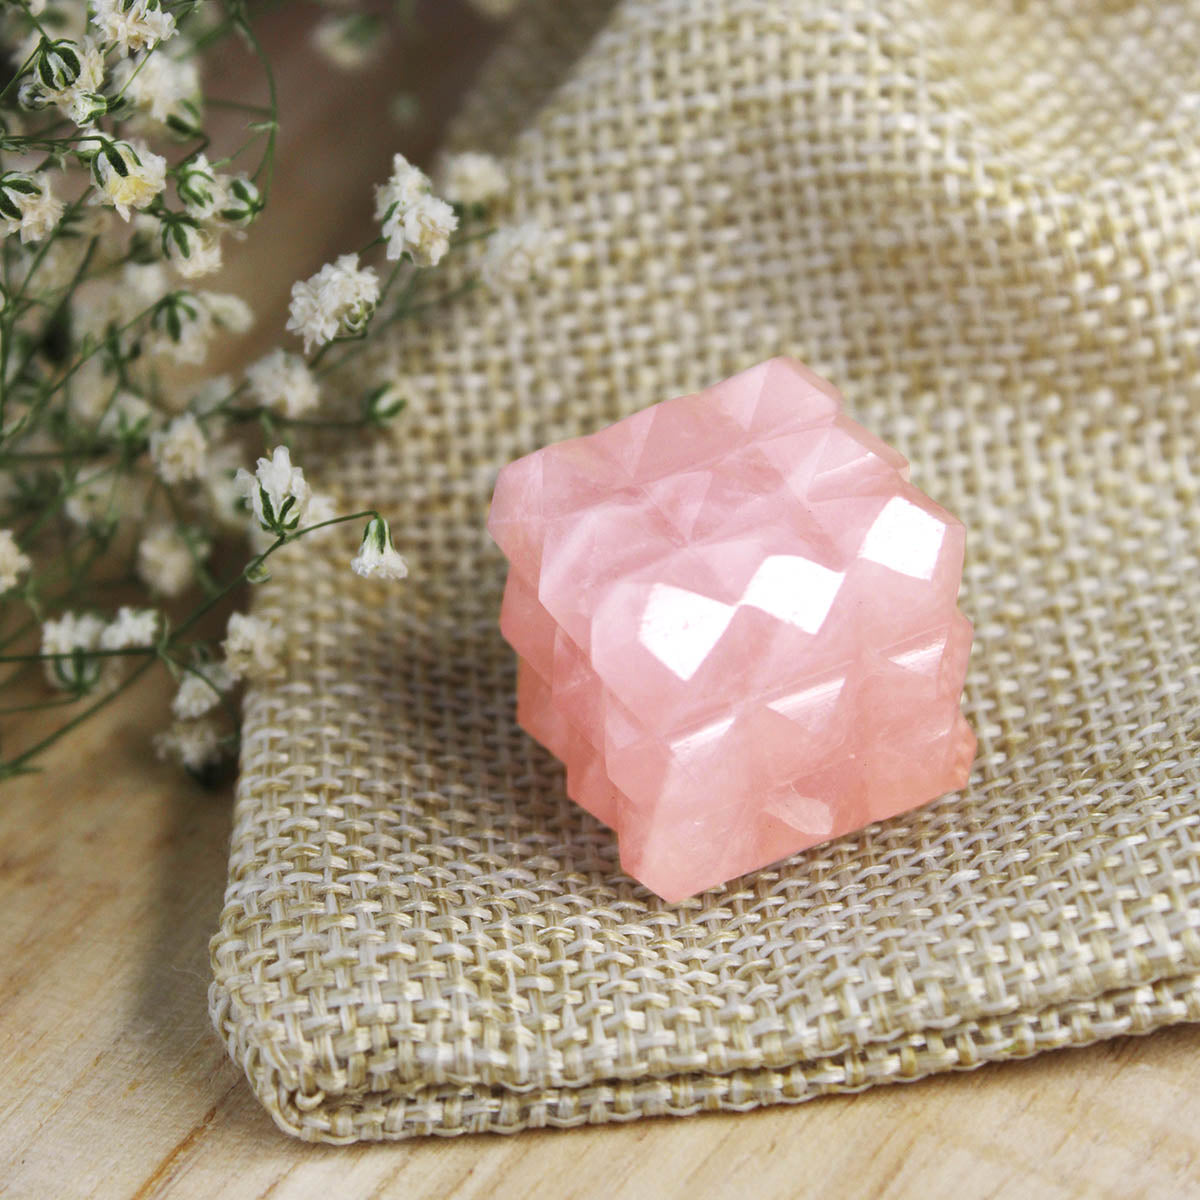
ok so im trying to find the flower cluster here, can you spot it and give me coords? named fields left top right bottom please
left=286, top=254, right=380, bottom=355
left=374, top=153, right=458, bottom=266
left=0, top=2, right=549, bottom=781
left=439, top=151, right=508, bottom=210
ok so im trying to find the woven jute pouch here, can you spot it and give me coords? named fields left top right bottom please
left=208, top=0, right=1200, bottom=1142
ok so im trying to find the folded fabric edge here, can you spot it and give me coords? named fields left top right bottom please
left=208, top=968, right=1200, bottom=1144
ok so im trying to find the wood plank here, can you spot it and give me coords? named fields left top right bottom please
left=2, top=682, right=1197, bottom=1199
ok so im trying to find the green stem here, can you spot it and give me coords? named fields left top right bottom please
left=166, top=509, right=379, bottom=643
left=0, top=40, right=39, bottom=107
left=166, top=535, right=282, bottom=643
left=0, top=647, right=154, bottom=664
left=204, top=97, right=273, bottom=115
left=161, top=486, right=220, bottom=595
left=234, top=13, right=279, bottom=198
left=12, top=197, right=96, bottom=315
left=0, top=693, right=96, bottom=717
left=0, top=656, right=156, bottom=780
left=16, top=458, right=120, bottom=549
left=220, top=405, right=371, bottom=432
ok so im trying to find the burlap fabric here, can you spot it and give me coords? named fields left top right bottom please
left=208, top=0, right=1200, bottom=1142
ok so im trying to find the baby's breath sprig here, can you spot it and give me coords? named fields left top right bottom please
left=0, top=2, right=553, bottom=782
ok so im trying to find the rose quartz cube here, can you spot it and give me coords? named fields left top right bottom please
left=489, top=358, right=975, bottom=902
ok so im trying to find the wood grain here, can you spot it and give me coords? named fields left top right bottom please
left=2, top=673, right=1198, bottom=1199
left=1, top=7, right=1198, bottom=1198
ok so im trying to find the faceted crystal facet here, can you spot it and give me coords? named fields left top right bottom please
left=489, top=358, right=975, bottom=902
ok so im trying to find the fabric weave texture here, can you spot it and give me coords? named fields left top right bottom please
left=209, top=0, right=1200, bottom=1142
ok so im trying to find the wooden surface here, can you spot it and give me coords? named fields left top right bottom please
left=3, top=678, right=1200, bottom=1200
left=2, top=8, right=1199, bottom=1199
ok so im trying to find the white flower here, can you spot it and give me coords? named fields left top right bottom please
left=75, top=261, right=169, bottom=344
left=439, top=151, right=507, bottom=208
left=0, top=529, right=31, bottom=593
left=171, top=661, right=235, bottom=720
left=215, top=175, right=261, bottom=227
left=41, top=611, right=106, bottom=691
left=154, top=717, right=226, bottom=773
left=175, top=153, right=226, bottom=220
left=92, top=139, right=167, bottom=220
left=374, top=153, right=458, bottom=265
left=100, top=606, right=159, bottom=650
left=0, top=173, right=64, bottom=244
left=97, top=389, right=154, bottom=441
left=244, top=349, right=320, bottom=419
left=350, top=515, right=409, bottom=581
left=28, top=37, right=106, bottom=126
left=483, top=221, right=551, bottom=289
left=64, top=465, right=120, bottom=529
left=165, top=225, right=223, bottom=279
left=235, top=445, right=311, bottom=533
left=90, top=0, right=176, bottom=54
left=147, top=290, right=253, bottom=365
left=184, top=374, right=233, bottom=416
left=18, top=186, right=64, bottom=242
left=374, top=153, right=431, bottom=221
left=149, top=412, right=207, bottom=483
left=137, top=523, right=204, bottom=597
left=146, top=292, right=207, bottom=363
left=391, top=192, right=457, bottom=266
left=201, top=441, right=247, bottom=531
left=286, top=253, right=379, bottom=354
left=201, top=291, right=253, bottom=333
left=111, top=50, right=199, bottom=127
left=223, top=612, right=285, bottom=681
left=312, top=13, right=381, bottom=70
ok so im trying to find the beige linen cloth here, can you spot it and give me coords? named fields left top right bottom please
left=208, top=0, right=1200, bottom=1142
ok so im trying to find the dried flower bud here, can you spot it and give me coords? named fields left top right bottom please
left=165, top=98, right=203, bottom=140
left=91, top=0, right=177, bottom=56
left=0, top=172, right=65, bottom=244
left=158, top=210, right=202, bottom=260
left=71, top=91, right=110, bottom=125
left=218, top=176, right=263, bottom=227
left=363, top=382, right=408, bottom=426
left=351, top=516, right=408, bottom=581
left=36, top=39, right=84, bottom=91
left=150, top=290, right=202, bottom=346
left=0, top=171, right=40, bottom=222
left=90, top=138, right=167, bottom=219
left=0, top=530, right=31, bottom=595
left=176, top=155, right=222, bottom=217
left=41, top=611, right=106, bottom=693
left=17, top=78, right=51, bottom=112
left=154, top=717, right=228, bottom=777
left=286, top=254, right=379, bottom=353
left=234, top=445, right=311, bottom=534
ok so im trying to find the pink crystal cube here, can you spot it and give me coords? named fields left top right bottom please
left=488, top=358, right=975, bottom=902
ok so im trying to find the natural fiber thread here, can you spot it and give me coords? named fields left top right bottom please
left=210, top=0, right=1200, bottom=1142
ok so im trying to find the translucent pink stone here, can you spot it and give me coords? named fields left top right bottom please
left=489, top=358, right=975, bottom=902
